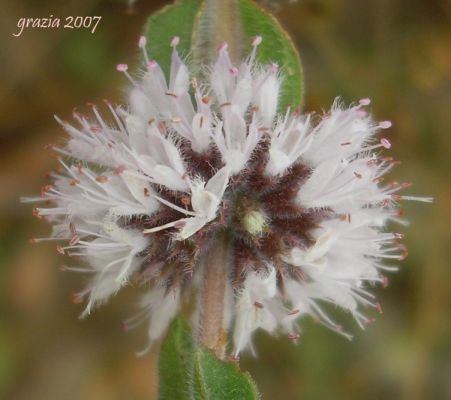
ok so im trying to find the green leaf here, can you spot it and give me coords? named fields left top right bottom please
left=238, top=0, right=304, bottom=111
left=193, top=349, right=260, bottom=400
left=144, top=0, right=201, bottom=80
left=158, top=317, right=194, bottom=400
left=158, top=317, right=260, bottom=400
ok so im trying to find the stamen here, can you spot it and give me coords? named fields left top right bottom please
left=411, top=195, right=434, bottom=202
left=69, top=235, right=80, bottom=246
left=29, top=237, right=64, bottom=243
left=114, top=165, right=126, bottom=175
left=288, top=333, right=300, bottom=342
left=60, top=265, right=91, bottom=273
left=254, top=301, right=264, bottom=309
left=228, top=355, right=240, bottom=364
left=147, top=60, right=158, bottom=70
left=148, top=192, right=197, bottom=216
left=362, top=138, right=391, bottom=152
left=338, top=213, right=351, bottom=223
left=95, top=175, right=109, bottom=183
left=143, top=219, right=184, bottom=234
left=90, top=126, right=102, bottom=134
left=40, top=185, right=53, bottom=196
left=138, top=35, right=146, bottom=48
left=116, top=64, right=136, bottom=85
left=72, top=107, right=86, bottom=119
left=32, top=207, right=42, bottom=219
left=71, top=290, right=89, bottom=304
left=380, top=138, right=391, bottom=149
left=170, top=36, right=180, bottom=47
left=252, top=36, right=262, bottom=47
left=181, top=196, right=191, bottom=206
left=379, top=120, right=392, bottom=129
left=249, top=36, right=263, bottom=64
left=218, top=42, right=228, bottom=52
left=69, top=223, right=77, bottom=236
left=400, top=248, right=408, bottom=261
left=116, top=63, right=128, bottom=72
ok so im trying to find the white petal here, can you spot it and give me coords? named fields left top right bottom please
left=176, top=217, right=208, bottom=240
left=130, top=88, right=157, bottom=121
left=121, top=172, right=159, bottom=214
left=232, top=77, right=253, bottom=113
left=255, top=74, right=280, bottom=126
left=140, top=287, right=181, bottom=342
left=169, top=48, right=190, bottom=95
left=191, top=113, right=211, bottom=152
left=205, top=166, right=230, bottom=200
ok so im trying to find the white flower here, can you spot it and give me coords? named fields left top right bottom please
left=142, top=166, right=229, bottom=240
left=265, top=111, right=312, bottom=175
left=25, top=35, right=431, bottom=355
left=233, top=268, right=279, bottom=355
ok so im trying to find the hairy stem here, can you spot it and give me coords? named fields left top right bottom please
left=199, top=235, right=229, bottom=358
left=192, top=0, right=245, bottom=67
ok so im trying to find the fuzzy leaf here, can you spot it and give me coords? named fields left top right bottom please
left=158, top=316, right=260, bottom=399
left=144, top=0, right=201, bottom=80
left=193, top=349, right=260, bottom=400
left=238, top=0, right=304, bottom=111
left=158, top=317, right=194, bottom=400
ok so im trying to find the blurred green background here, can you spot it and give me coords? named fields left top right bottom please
left=0, top=0, right=450, bottom=399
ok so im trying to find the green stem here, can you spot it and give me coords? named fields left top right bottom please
left=199, top=235, right=229, bottom=358
left=192, top=0, right=245, bottom=67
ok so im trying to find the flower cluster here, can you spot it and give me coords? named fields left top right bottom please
left=26, top=35, right=431, bottom=356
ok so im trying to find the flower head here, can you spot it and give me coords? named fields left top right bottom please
left=26, top=35, right=431, bottom=355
